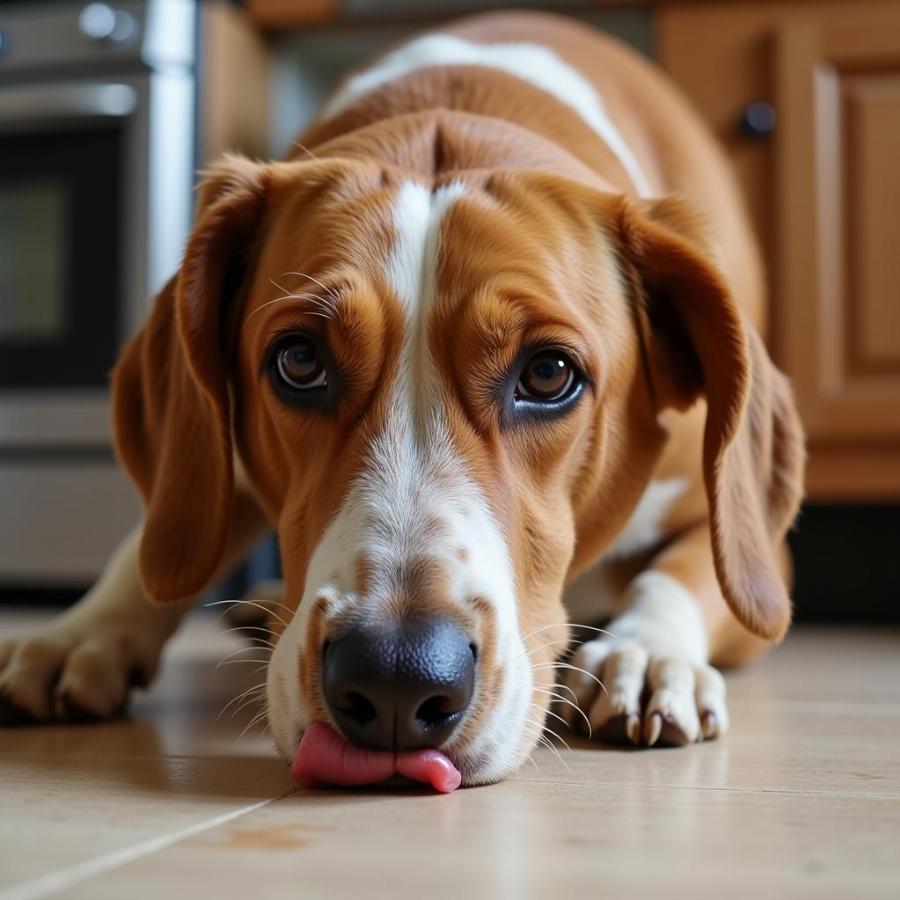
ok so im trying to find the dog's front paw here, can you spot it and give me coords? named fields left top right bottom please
left=0, top=617, right=160, bottom=725
left=563, top=640, right=728, bottom=747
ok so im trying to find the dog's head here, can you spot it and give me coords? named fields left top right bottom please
left=112, top=155, right=803, bottom=784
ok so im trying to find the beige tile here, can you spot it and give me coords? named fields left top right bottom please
left=0, top=612, right=289, bottom=892
left=0, top=755, right=290, bottom=888
left=64, top=782, right=900, bottom=900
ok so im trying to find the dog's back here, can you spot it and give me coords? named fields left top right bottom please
left=300, top=10, right=764, bottom=328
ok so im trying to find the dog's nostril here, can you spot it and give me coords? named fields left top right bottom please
left=415, top=694, right=459, bottom=729
left=338, top=691, right=377, bottom=726
left=468, top=641, right=478, bottom=662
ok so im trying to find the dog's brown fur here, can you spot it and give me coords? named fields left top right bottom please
left=0, top=13, right=803, bottom=773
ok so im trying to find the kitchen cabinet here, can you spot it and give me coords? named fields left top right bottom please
left=659, top=0, right=900, bottom=499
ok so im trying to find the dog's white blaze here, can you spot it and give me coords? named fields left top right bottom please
left=387, top=180, right=464, bottom=416
left=321, top=33, right=652, bottom=197
left=381, top=180, right=530, bottom=778
left=268, top=180, right=533, bottom=780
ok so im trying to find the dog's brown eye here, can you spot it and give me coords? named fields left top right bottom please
left=275, top=337, right=326, bottom=390
left=516, top=351, right=576, bottom=401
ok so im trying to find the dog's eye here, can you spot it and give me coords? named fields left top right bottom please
left=515, top=351, right=577, bottom=402
left=274, top=336, right=326, bottom=390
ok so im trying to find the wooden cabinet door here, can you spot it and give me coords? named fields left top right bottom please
left=776, top=12, right=900, bottom=489
left=661, top=2, right=900, bottom=498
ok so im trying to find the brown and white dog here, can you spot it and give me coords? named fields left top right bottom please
left=0, top=12, right=804, bottom=786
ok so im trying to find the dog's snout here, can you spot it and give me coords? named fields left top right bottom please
left=322, top=618, right=476, bottom=752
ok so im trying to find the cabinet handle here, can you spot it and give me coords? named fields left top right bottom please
left=738, top=101, right=776, bottom=139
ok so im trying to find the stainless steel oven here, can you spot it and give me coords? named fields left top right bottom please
left=0, top=0, right=196, bottom=585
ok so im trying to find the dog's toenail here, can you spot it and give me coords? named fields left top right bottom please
left=626, top=714, right=641, bottom=745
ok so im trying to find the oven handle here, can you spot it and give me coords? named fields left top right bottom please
left=0, top=82, right=137, bottom=131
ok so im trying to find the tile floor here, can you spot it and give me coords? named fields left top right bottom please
left=1, top=611, right=898, bottom=899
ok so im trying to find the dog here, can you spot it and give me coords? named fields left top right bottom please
left=0, top=11, right=804, bottom=787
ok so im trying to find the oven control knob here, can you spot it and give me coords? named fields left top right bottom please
left=79, top=3, right=138, bottom=44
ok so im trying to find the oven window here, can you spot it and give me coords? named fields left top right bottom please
left=0, top=125, right=122, bottom=388
left=0, top=180, right=68, bottom=341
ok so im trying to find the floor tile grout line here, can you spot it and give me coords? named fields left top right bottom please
left=0, top=789, right=298, bottom=900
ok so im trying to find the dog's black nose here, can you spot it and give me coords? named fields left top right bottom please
left=322, top=618, right=476, bottom=752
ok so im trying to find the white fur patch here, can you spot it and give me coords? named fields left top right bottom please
left=608, top=571, right=708, bottom=664
left=321, top=33, right=652, bottom=197
left=607, top=477, right=687, bottom=560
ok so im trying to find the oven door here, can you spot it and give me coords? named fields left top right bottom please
left=0, top=81, right=140, bottom=447
left=0, top=74, right=193, bottom=452
left=0, top=92, right=128, bottom=389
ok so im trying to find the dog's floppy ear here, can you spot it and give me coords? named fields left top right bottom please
left=111, top=155, right=270, bottom=602
left=616, top=196, right=805, bottom=641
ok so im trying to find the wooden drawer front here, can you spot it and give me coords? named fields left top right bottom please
left=776, top=13, right=900, bottom=444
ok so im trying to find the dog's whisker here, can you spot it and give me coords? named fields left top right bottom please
left=521, top=621, right=616, bottom=643
left=244, top=282, right=339, bottom=328
left=273, top=289, right=339, bottom=314
left=217, top=657, right=271, bottom=669
left=251, top=597, right=295, bottom=617
left=245, top=290, right=308, bottom=326
left=528, top=724, right=571, bottom=773
left=527, top=719, right=553, bottom=747
left=221, top=626, right=275, bottom=647
left=216, top=645, right=272, bottom=667
left=544, top=738, right=572, bottom=774
left=230, top=692, right=269, bottom=720
left=540, top=706, right=571, bottom=732
left=206, top=597, right=290, bottom=629
left=532, top=686, right=592, bottom=737
left=228, top=598, right=288, bottom=628
left=517, top=637, right=576, bottom=663
left=246, top=707, right=269, bottom=727
left=551, top=680, right=583, bottom=704
left=238, top=708, right=270, bottom=740
left=530, top=661, right=608, bottom=697
left=225, top=689, right=268, bottom=721
left=221, top=693, right=266, bottom=724
left=527, top=718, right=572, bottom=769
left=283, top=271, right=341, bottom=302
left=540, top=723, right=573, bottom=754
left=527, top=701, right=575, bottom=743
left=291, top=140, right=320, bottom=161
left=221, top=622, right=273, bottom=633
left=218, top=682, right=267, bottom=720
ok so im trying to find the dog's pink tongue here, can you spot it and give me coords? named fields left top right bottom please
left=292, top=722, right=461, bottom=793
